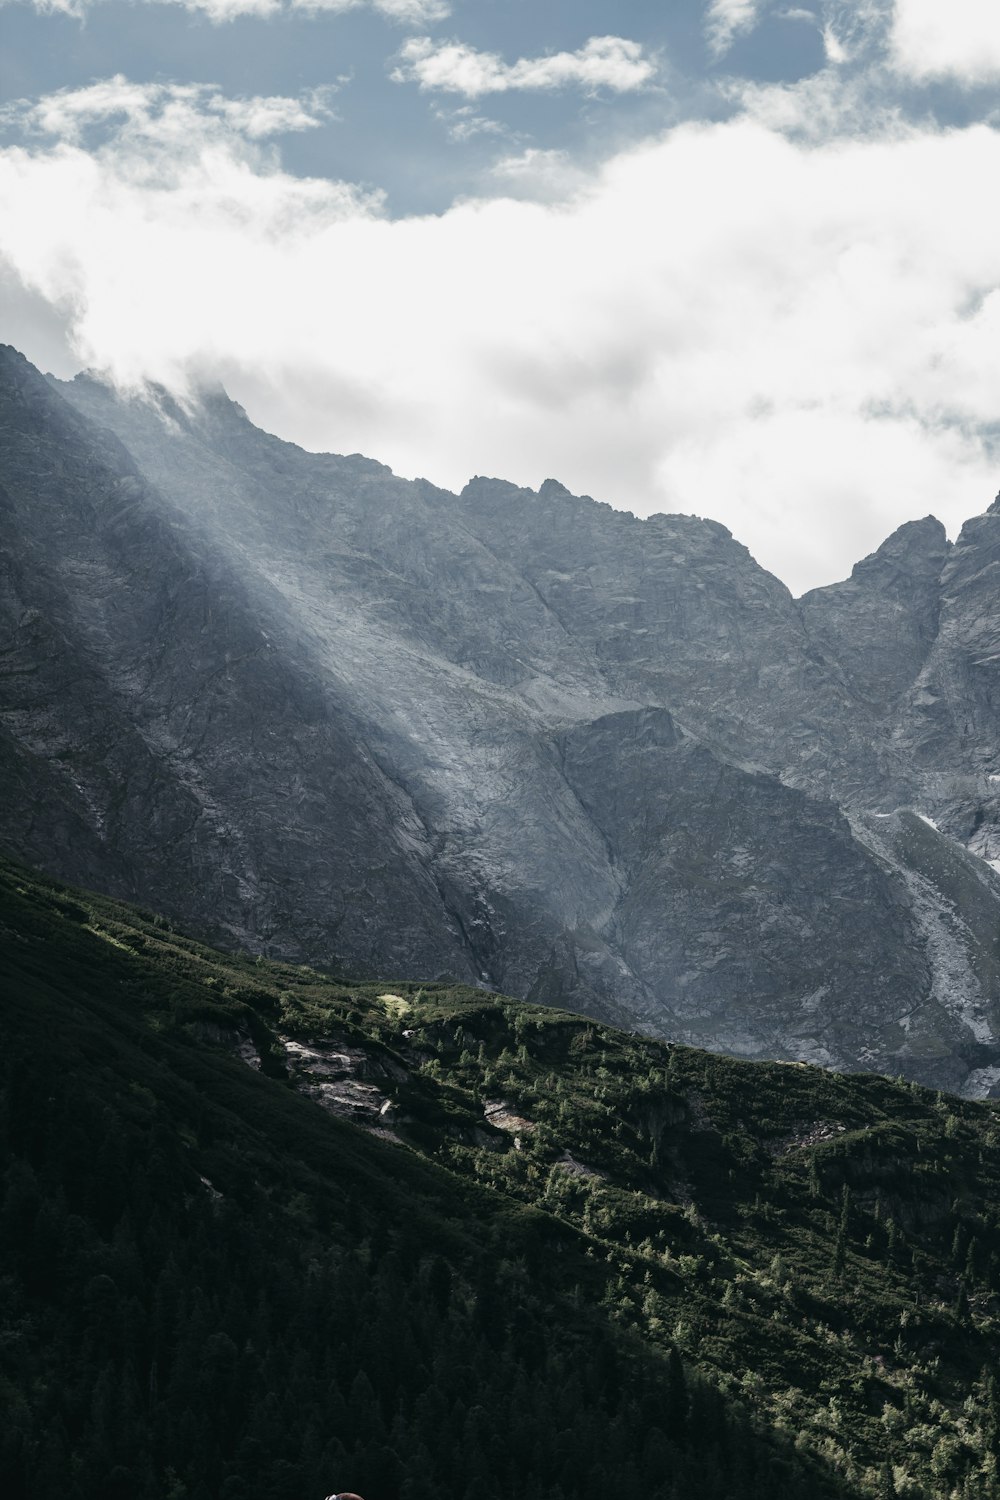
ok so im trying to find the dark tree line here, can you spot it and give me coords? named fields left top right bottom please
left=0, top=979, right=850, bottom=1500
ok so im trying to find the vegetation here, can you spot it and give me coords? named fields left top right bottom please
left=1, top=855, right=999, bottom=1498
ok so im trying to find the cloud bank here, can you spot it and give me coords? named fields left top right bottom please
left=889, top=0, right=1000, bottom=85
left=1, top=73, right=999, bottom=594
left=391, top=36, right=659, bottom=97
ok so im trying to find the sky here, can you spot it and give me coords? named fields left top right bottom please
left=1, top=1, right=1000, bottom=594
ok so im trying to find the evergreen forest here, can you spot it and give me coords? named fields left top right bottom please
left=2, top=856, right=999, bottom=1499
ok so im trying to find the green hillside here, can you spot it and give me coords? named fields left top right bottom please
left=1, top=856, right=998, bottom=1499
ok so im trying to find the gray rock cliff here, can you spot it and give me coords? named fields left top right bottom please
left=2, top=343, right=1000, bottom=1091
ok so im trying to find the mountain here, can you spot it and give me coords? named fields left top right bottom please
left=0, top=345, right=467, bottom=977
left=3, top=856, right=999, bottom=1499
left=3, top=341, right=1000, bottom=1089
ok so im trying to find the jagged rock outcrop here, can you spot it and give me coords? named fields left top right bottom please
left=800, top=516, right=950, bottom=709
left=3, top=342, right=1000, bottom=1091
left=894, top=502, right=1000, bottom=847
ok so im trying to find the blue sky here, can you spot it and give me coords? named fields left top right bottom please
left=1, top=1, right=833, bottom=213
left=2, top=0, right=1000, bottom=590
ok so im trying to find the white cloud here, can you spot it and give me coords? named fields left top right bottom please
left=0, top=77, right=338, bottom=170
left=7, top=0, right=450, bottom=21
left=432, top=105, right=510, bottom=144
left=294, top=0, right=449, bottom=18
left=721, top=62, right=903, bottom=140
left=707, top=1, right=890, bottom=68
left=773, top=3, right=852, bottom=65
left=889, top=0, right=1000, bottom=85
left=818, top=1, right=893, bottom=67
left=706, top=0, right=762, bottom=57
left=2, top=76, right=335, bottom=146
left=391, top=36, right=659, bottom=97
left=3, top=79, right=1000, bottom=595
left=366, top=0, right=448, bottom=18
left=488, top=148, right=587, bottom=201
left=821, top=23, right=848, bottom=64
left=748, top=5, right=852, bottom=64
left=19, top=0, right=78, bottom=12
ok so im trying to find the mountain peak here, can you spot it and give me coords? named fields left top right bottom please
left=851, top=514, right=949, bottom=584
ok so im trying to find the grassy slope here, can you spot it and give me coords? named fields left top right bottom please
left=1, top=855, right=998, bottom=1498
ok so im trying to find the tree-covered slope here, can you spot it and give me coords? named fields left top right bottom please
left=2, top=856, right=999, bottom=1498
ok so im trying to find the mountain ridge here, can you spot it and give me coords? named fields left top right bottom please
left=4, top=342, right=1000, bottom=1090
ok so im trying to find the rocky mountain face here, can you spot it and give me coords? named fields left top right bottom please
left=0, top=349, right=471, bottom=975
left=3, top=342, right=1000, bottom=1091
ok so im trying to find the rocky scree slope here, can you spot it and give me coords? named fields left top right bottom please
left=2, top=343, right=1000, bottom=1088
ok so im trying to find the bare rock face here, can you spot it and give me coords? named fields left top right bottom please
left=0, top=346, right=475, bottom=979
left=800, top=517, right=950, bottom=710
left=893, top=504, right=1000, bottom=843
left=555, top=708, right=935, bottom=1080
left=4, top=343, right=1000, bottom=1091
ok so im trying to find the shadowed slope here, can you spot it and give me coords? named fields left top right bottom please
left=0, top=856, right=861, bottom=1500
left=3, top=858, right=1000, bottom=1497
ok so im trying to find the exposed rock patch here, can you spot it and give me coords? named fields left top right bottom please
left=768, top=1121, right=849, bottom=1157
left=281, top=1035, right=401, bottom=1133
left=482, top=1099, right=536, bottom=1142
left=552, top=1151, right=605, bottom=1180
